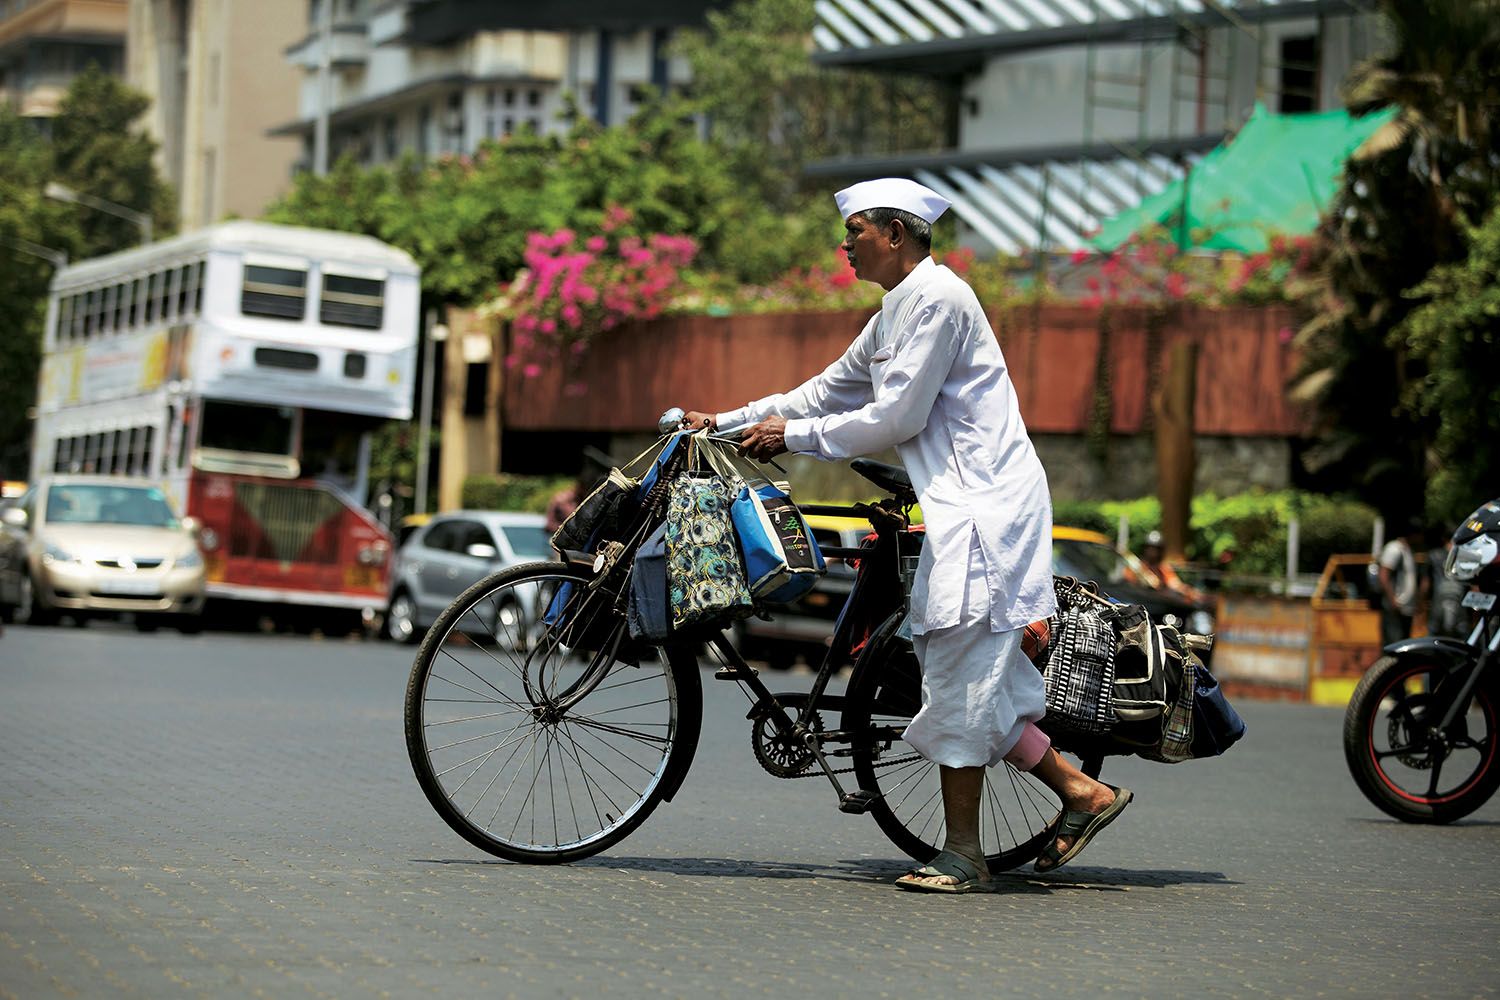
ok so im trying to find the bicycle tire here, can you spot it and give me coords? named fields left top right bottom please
left=405, top=561, right=702, bottom=863
left=841, top=609, right=1097, bottom=872
left=1343, top=654, right=1500, bottom=824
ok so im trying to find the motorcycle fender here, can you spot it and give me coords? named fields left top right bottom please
left=658, top=645, right=704, bottom=803
left=1382, top=635, right=1473, bottom=667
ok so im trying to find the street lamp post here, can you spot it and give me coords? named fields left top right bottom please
left=44, top=182, right=153, bottom=245
left=414, top=311, right=448, bottom=518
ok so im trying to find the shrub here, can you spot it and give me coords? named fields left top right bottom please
left=460, top=474, right=570, bottom=513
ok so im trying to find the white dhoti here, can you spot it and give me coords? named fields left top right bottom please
left=904, top=539, right=1048, bottom=769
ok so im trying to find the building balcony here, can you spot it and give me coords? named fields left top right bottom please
left=286, top=22, right=370, bottom=70
left=812, top=0, right=1355, bottom=73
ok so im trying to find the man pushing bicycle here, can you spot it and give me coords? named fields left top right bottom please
left=683, top=178, right=1131, bottom=893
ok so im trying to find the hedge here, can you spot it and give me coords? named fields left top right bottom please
left=1054, top=490, right=1379, bottom=578
left=461, top=473, right=573, bottom=514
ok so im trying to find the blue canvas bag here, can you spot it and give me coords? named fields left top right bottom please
left=731, top=479, right=826, bottom=605
left=1189, top=661, right=1247, bottom=758
left=627, top=521, right=672, bottom=642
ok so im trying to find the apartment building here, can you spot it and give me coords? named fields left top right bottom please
left=272, top=0, right=724, bottom=168
left=808, top=0, right=1383, bottom=253
left=128, top=0, right=302, bottom=230
left=0, top=0, right=126, bottom=121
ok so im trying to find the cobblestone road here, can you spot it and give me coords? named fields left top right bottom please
left=3, top=624, right=1498, bottom=998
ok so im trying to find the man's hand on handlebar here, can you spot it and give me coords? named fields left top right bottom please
left=739, top=415, right=789, bottom=462
left=681, top=410, right=716, bottom=430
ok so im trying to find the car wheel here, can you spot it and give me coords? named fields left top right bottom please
left=385, top=589, right=420, bottom=644
left=135, top=615, right=160, bottom=633
left=176, top=614, right=204, bottom=635
left=16, top=574, right=55, bottom=627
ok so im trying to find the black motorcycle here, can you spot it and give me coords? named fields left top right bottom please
left=1344, top=499, right=1500, bottom=823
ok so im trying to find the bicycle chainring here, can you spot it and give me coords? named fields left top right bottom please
left=751, top=709, right=823, bottom=778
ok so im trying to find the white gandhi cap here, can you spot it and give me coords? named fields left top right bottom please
left=834, top=177, right=951, bottom=224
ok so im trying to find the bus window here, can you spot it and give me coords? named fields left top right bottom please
left=177, top=263, right=197, bottom=318
left=154, top=270, right=172, bottom=322
left=193, top=261, right=205, bottom=314
left=82, top=289, right=97, bottom=338
left=116, top=281, right=133, bottom=332
left=56, top=297, right=72, bottom=344
left=141, top=425, right=157, bottom=477
left=145, top=273, right=160, bottom=324
left=101, top=285, right=118, bottom=335
left=165, top=266, right=183, bottom=322
left=53, top=437, right=68, bottom=473
left=242, top=264, right=307, bottom=320
left=134, top=276, right=149, bottom=326
left=321, top=273, right=384, bottom=329
left=199, top=400, right=294, bottom=457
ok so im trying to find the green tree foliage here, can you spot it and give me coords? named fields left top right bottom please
left=1293, top=0, right=1500, bottom=525
left=673, top=0, right=946, bottom=208
left=0, top=68, right=175, bottom=478
left=1397, top=204, right=1500, bottom=525
left=265, top=96, right=825, bottom=304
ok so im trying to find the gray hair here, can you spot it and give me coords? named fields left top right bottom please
left=859, top=207, right=932, bottom=253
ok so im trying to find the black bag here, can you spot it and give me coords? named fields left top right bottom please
left=1039, top=578, right=1120, bottom=735
left=551, top=468, right=640, bottom=553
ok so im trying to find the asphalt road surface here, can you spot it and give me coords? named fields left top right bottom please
left=3, top=623, right=1499, bottom=999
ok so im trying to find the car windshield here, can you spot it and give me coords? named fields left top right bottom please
left=502, top=525, right=552, bottom=560
left=1053, top=538, right=1132, bottom=585
left=46, top=484, right=179, bottom=528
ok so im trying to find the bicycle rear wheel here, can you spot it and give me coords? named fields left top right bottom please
left=841, top=610, right=1096, bottom=872
left=405, top=561, right=701, bottom=863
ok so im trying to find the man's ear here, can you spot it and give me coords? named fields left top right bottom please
left=887, top=218, right=906, bottom=249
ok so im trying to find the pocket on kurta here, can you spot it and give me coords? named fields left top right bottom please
left=910, top=518, right=986, bottom=633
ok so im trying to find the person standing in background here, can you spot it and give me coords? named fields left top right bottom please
left=1378, top=518, right=1423, bottom=646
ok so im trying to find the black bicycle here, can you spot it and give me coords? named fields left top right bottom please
left=403, top=431, right=1103, bottom=867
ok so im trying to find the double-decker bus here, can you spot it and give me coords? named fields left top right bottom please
left=32, top=221, right=420, bottom=631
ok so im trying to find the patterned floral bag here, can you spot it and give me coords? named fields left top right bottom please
left=664, top=443, right=753, bottom=630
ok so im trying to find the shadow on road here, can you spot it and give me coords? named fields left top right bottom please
left=414, top=854, right=1236, bottom=891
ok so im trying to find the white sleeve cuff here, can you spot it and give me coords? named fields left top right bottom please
left=783, top=417, right=820, bottom=457
left=715, top=406, right=754, bottom=433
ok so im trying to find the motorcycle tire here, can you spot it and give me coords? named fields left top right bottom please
left=1343, top=654, right=1500, bottom=824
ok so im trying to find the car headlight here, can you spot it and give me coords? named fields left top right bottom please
left=1190, top=609, right=1215, bottom=636
left=41, top=541, right=78, bottom=565
left=176, top=549, right=203, bottom=569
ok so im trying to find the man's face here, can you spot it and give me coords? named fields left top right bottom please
left=842, top=213, right=900, bottom=288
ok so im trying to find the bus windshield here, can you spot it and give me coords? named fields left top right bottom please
left=47, top=484, right=179, bottom=528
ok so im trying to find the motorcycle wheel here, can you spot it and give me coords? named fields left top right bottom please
left=1344, top=654, right=1500, bottom=824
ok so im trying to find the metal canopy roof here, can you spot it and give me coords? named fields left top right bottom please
left=805, top=135, right=1215, bottom=254
left=813, top=0, right=1365, bottom=72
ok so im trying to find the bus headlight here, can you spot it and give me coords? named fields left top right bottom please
left=198, top=528, right=219, bottom=551
left=357, top=544, right=387, bottom=566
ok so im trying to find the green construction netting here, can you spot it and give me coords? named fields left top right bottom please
left=1091, top=103, right=1398, bottom=253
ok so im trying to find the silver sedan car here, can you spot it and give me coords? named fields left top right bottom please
left=383, top=510, right=554, bottom=643
left=0, top=476, right=206, bottom=630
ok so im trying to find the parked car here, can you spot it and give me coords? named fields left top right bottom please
left=0, top=475, right=206, bottom=631
left=383, top=510, right=554, bottom=643
left=739, top=520, right=1217, bottom=669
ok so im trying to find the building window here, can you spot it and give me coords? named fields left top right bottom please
left=241, top=264, right=308, bottom=320
left=503, top=88, right=515, bottom=106
left=1279, top=35, right=1318, bottom=114
left=320, top=273, right=384, bottom=329
left=527, top=88, right=540, bottom=107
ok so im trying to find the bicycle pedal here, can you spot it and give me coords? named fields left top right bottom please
left=838, top=789, right=880, bottom=814
left=714, top=666, right=756, bottom=680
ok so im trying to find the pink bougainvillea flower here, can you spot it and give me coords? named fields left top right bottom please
left=1070, top=248, right=1090, bottom=265
left=1164, top=272, right=1188, bottom=300
left=586, top=235, right=607, bottom=253
left=1278, top=325, right=1294, bottom=344
left=523, top=363, right=543, bottom=378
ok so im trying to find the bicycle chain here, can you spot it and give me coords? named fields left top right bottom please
left=773, top=745, right=922, bottom=778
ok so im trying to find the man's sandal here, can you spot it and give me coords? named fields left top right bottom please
left=1033, top=785, right=1134, bottom=874
left=895, top=850, right=994, bottom=894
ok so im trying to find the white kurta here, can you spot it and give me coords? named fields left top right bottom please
left=716, top=257, right=1056, bottom=768
left=716, top=256, right=1055, bottom=635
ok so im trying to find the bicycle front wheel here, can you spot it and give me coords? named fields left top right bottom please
left=405, top=561, right=701, bottom=863
left=841, top=610, right=1094, bottom=872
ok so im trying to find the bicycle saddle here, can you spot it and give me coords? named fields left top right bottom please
left=851, top=458, right=915, bottom=501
